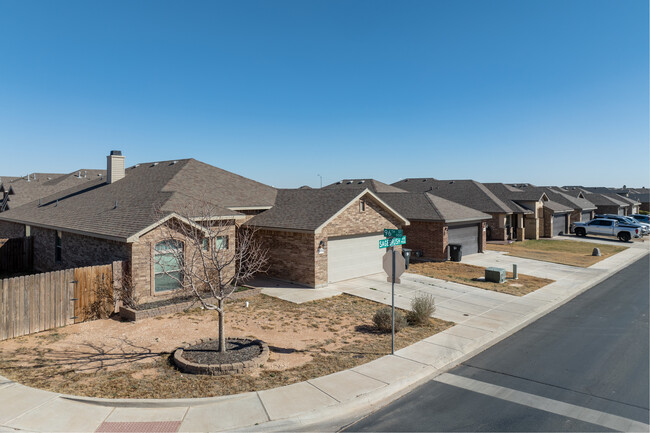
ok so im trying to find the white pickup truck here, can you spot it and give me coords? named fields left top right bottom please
left=572, top=218, right=640, bottom=242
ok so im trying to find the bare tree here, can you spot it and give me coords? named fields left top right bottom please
left=153, top=203, right=268, bottom=352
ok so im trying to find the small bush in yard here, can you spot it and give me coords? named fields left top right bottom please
left=373, top=307, right=407, bottom=333
left=407, top=293, right=436, bottom=326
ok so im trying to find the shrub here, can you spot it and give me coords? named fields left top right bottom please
left=407, top=293, right=436, bottom=326
left=373, top=307, right=407, bottom=333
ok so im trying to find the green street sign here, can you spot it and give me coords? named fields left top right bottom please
left=379, top=236, right=407, bottom=249
left=383, top=229, right=403, bottom=238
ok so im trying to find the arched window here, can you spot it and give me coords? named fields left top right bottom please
left=154, top=240, right=183, bottom=292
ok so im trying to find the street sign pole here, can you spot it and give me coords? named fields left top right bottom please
left=391, top=246, right=395, bottom=355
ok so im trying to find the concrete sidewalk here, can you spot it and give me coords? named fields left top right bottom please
left=0, top=243, right=647, bottom=433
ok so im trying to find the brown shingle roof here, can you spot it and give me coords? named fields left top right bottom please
left=1, top=170, right=106, bottom=210
left=0, top=159, right=277, bottom=241
left=324, top=179, right=407, bottom=193
left=377, top=192, right=490, bottom=223
left=393, top=179, right=514, bottom=214
left=245, top=188, right=408, bottom=232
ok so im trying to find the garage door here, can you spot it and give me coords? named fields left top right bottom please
left=328, top=233, right=384, bottom=283
left=553, top=214, right=566, bottom=236
left=581, top=211, right=592, bottom=222
left=448, top=224, right=479, bottom=256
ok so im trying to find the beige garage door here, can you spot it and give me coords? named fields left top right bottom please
left=327, top=233, right=384, bottom=283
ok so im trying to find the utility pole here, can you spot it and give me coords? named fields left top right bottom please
left=317, top=174, right=323, bottom=188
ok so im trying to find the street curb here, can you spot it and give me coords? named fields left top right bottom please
left=0, top=249, right=647, bottom=431
left=235, top=250, right=650, bottom=432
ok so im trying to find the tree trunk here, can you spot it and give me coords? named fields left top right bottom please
left=218, top=298, right=226, bottom=353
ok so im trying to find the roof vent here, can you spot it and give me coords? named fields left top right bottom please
left=346, top=181, right=352, bottom=184
left=422, top=179, right=427, bottom=182
left=449, top=181, right=454, bottom=184
left=152, top=162, right=159, bottom=166
left=336, top=181, right=342, bottom=185
left=358, top=180, right=365, bottom=184
left=171, top=160, right=178, bottom=165
left=134, top=164, right=140, bottom=168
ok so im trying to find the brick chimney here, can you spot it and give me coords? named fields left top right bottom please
left=107, top=150, right=125, bottom=184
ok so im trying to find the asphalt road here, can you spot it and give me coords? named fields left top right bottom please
left=344, top=255, right=650, bottom=432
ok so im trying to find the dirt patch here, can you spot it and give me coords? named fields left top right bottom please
left=0, top=293, right=452, bottom=399
left=486, top=239, right=626, bottom=267
left=409, top=262, right=553, bottom=296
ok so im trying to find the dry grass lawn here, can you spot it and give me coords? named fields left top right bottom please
left=486, top=239, right=626, bottom=267
left=409, top=261, right=553, bottom=296
left=0, top=294, right=452, bottom=399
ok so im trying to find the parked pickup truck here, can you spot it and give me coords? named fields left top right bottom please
left=572, top=218, right=640, bottom=242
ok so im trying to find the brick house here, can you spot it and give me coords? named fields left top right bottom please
left=245, top=188, right=409, bottom=287
left=392, top=178, right=520, bottom=242
left=324, top=179, right=490, bottom=261
left=0, top=152, right=277, bottom=302
left=377, top=192, right=490, bottom=261
left=563, top=186, right=642, bottom=216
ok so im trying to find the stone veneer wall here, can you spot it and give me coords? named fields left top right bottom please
left=542, top=208, right=554, bottom=238
left=0, top=220, right=25, bottom=238
left=486, top=213, right=507, bottom=241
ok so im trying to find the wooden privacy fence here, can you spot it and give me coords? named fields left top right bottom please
left=0, top=236, right=34, bottom=274
left=0, top=261, right=123, bottom=341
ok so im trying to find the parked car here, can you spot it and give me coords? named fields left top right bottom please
left=572, top=218, right=640, bottom=242
left=622, top=216, right=650, bottom=235
left=593, top=214, right=648, bottom=236
left=630, top=214, right=650, bottom=224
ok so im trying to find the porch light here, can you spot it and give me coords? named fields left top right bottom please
left=317, top=240, right=326, bottom=254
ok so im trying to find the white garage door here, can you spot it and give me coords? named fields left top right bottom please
left=328, top=233, right=384, bottom=283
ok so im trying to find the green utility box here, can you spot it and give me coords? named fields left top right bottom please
left=485, top=267, right=506, bottom=283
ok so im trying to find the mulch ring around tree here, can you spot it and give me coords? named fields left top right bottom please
left=173, top=337, right=269, bottom=375
left=182, top=339, right=261, bottom=364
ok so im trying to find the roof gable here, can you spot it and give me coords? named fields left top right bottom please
left=246, top=188, right=409, bottom=232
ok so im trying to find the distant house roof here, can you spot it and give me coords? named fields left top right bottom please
left=500, top=184, right=595, bottom=213
left=0, top=170, right=106, bottom=211
left=0, top=159, right=277, bottom=242
left=377, top=192, right=491, bottom=223
left=391, top=178, right=513, bottom=214
left=481, top=183, right=536, bottom=214
left=579, top=192, right=627, bottom=208
left=628, top=189, right=650, bottom=204
left=245, top=188, right=408, bottom=232
left=324, top=179, right=407, bottom=193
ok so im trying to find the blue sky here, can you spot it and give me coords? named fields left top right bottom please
left=0, top=0, right=648, bottom=188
